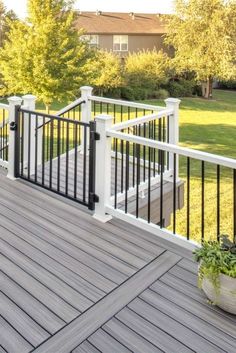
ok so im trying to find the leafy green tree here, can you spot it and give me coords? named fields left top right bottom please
left=165, top=0, right=236, bottom=98
left=0, top=0, right=90, bottom=111
left=87, top=50, right=123, bottom=96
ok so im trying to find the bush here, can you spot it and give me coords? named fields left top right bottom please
left=124, top=49, right=170, bottom=90
left=121, top=87, right=149, bottom=101
left=151, top=89, right=169, bottom=99
left=218, top=80, right=236, bottom=90
left=167, top=79, right=197, bottom=97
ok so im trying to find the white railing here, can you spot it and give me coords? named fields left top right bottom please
left=92, top=99, right=236, bottom=250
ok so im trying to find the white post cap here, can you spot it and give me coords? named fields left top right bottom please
left=22, top=94, right=37, bottom=102
left=7, top=96, right=22, bottom=104
left=165, top=98, right=181, bottom=105
left=80, top=86, right=93, bottom=92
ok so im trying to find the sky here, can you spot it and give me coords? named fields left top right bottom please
left=3, top=0, right=174, bottom=18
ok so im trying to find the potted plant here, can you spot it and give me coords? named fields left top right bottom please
left=194, top=236, right=236, bottom=314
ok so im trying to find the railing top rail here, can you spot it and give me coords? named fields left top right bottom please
left=57, top=97, right=85, bottom=116
left=89, top=95, right=165, bottom=111
left=110, top=108, right=174, bottom=131
left=20, top=108, right=89, bottom=127
left=0, top=103, right=9, bottom=111
left=107, top=129, right=236, bottom=170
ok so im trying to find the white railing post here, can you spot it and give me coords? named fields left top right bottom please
left=165, top=98, right=181, bottom=179
left=22, top=95, right=38, bottom=174
left=7, top=96, right=22, bottom=180
left=80, top=86, right=93, bottom=154
left=93, top=114, right=113, bottom=223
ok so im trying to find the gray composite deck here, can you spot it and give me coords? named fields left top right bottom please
left=0, top=167, right=235, bottom=353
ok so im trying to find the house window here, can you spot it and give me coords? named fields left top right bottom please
left=113, top=35, right=128, bottom=52
left=81, top=34, right=99, bottom=48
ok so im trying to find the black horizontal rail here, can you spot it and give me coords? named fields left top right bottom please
left=33, top=100, right=85, bottom=130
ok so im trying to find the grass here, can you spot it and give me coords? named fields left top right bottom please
left=1, top=89, right=236, bottom=243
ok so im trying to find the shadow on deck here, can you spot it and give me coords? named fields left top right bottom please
left=0, top=168, right=235, bottom=353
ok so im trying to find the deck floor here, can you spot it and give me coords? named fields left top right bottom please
left=0, top=168, right=235, bottom=353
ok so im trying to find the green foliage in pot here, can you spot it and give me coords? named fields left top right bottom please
left=194, top=236, right=236, bottom=292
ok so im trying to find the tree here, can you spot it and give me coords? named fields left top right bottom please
left=0, top=1, right=17, bottom=47
left=165, top=0, right=236, bottom=98
left=87, top=50, right=123, bottom=96
left=0, top=0, right=90, bottom=111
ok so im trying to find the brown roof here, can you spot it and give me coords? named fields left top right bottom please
left=75, top=12, right=167, bottom=35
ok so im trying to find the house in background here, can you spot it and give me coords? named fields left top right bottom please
left=75, top=11, right=169, bottom=57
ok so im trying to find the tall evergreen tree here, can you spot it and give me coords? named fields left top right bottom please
left=0, top=0, right=90, bottom=110
left=165, top=0, right=236, bottom=98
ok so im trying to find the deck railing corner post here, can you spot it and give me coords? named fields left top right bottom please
left=80, top=86, right=93, bottom=155
left=165, top=98, right=181, bottom=180
left=93, top=114, right=113, bottom=223
left=22, top=94, right=38, bottom=175
left=7, top=96, right=23, bottom=180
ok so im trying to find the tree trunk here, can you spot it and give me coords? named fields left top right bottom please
left=201, top=77, right=213, bottom=99
left=45, top=104, right=50, bottom=114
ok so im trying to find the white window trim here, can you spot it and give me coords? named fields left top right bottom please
left=113, top=35, right=128, bottom=52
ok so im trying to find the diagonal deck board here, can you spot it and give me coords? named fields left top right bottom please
left=32, top=251, right=180, bottom=353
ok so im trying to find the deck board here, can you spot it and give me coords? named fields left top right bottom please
left=0, top=168, right=236, bottom=353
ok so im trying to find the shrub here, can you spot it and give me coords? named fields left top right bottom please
left=167, top=79, right=197, bottom=97
left=121, top=87, right=149, bottom=101
left=124, top=49, right=170, bottom=90
left=151, top=89, right=169, bottom=99
left=218, top=80, right=236, bottom=90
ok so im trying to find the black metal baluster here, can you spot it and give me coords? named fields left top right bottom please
left=160, top=150, right=164, bottom=228
left=148, top=146, right=151, bottom=223
left=167, top=116, right=170, bottom=170
left=65, top=121, right=69, bottom=195
left=74, top=124, right=78, bottom=199
left=158, top=119, right=162, bottom=175
left=201, top=161, right=205, bottom=243
left=173, top=153, right=177, bottom=234
left=49, top=118, right=53, bottom=189
left=125, top=141, right=129, bottom=213
left=21, top=113, right=24, bottom=176
left=143, top=121, right=146, bottom=182
left=83, top=126, right=87, bottom=202
left=153, top=119, right=156, bottom=177
left=57, top=120, right=61, bottom=192
left=35, top=115, right=38, bottom=182
left=47, top=119, right=50, bottom=161
left=217, top=165, right=220, bottom=241
left=114, top=138, right=118, bottom=209
left=42, top=117, right=45, bottom=186
left=136, top=144, right=140, bottom=218
left=28, top=113, right=31, bottom=179
left=132, top=126, right=136, bottom=188
left=187, top=157, right=190, bottom=240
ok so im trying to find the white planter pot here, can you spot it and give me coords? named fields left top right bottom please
left=202, top=273, right=236, bottom=314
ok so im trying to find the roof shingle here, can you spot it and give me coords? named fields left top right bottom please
left=75, top=12, right=167, bottom=35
